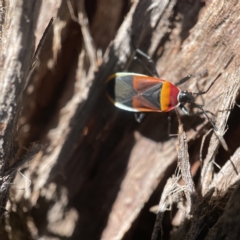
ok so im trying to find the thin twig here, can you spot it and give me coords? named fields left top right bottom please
left=32, top=18, right=54, bottom=67
left=66, top=0, right=78, bottom=22
left=151, top=176, right=182, bottom=240
left=199, top=129, right=213, bottom=163
left=176, top=109, right=197, bottom=214
left=210, top=147, right=240, bottom=192
left=67, top=0, right=97, bottom=79
left=201, top=69, right=240, bottom=195
left=3, top=143, right=43, bottom=177
left=77, top=1, right=97, bottom=70
left=24, top=18, right=54, bottom=91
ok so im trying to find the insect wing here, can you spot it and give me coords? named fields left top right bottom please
left=106, top=73, right=165, bottom=112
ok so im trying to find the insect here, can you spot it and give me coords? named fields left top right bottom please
left=105, top=49, right=221, bottom=131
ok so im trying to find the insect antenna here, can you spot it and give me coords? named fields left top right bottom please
left=175, top=74, right=193, bottom=86
left=193, top=102, right=218, bottom=131
left=193, top=73, right=222, bottom=96
left=194, top=54, right=234, bottom=96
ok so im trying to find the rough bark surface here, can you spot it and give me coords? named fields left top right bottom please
left=0, top=0, right=240, bottom=239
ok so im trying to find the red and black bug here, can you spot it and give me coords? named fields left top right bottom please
left=106, top=73, right=180, bottom=113
left=105, top=49, right=221, bottom=131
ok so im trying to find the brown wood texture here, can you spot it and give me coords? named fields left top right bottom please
left=1, top=0, right=240, bottom=239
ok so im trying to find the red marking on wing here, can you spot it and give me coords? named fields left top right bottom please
left=170, top=84, right=180, bottom=107
left=132, top=76, right=165, bottom=92
left=132, top=95, right=162, bottom=112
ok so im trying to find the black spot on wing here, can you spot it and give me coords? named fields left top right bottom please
left=142, top=83, right=162, bottom=109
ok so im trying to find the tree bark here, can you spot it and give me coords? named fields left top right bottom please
left=1, top=0, right=240, bottom=239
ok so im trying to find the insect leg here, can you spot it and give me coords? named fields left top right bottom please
left=133, top=56, right=156, bottom=77
left=167, top=113, right=178, bottom=137
left=168, top=113, right=171, bottom=137
left=135, top=113, right=145, bottom=123
left=193, top=103, right=218, bottom=131
left=179, top=104, right=189, bottom=115
left=135, top=48, right=159, bottom=78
